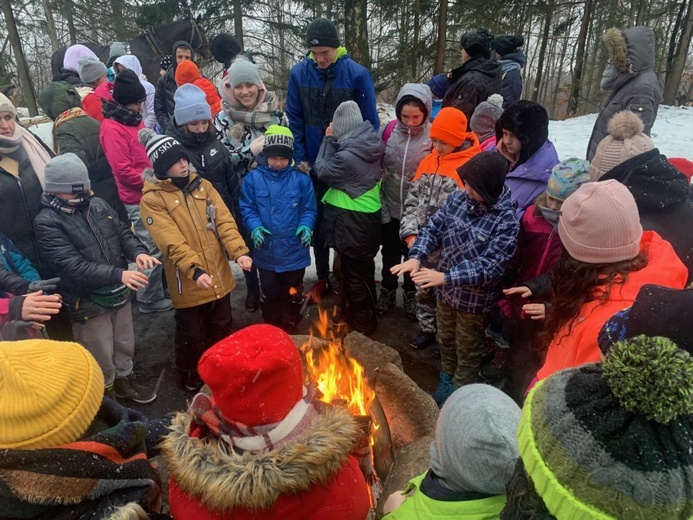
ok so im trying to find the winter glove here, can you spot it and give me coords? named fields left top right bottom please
left=27, top=277, right=61, bottom=294
left=498, top=298, right=512, bottom=318
left=296, top=226, right=312, bottom=247
left=251, top=226, right=271, bottom=248
left=249, top=135, right=265, bottom=156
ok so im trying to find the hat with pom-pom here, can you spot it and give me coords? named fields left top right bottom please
left=470, top=93, right=504, bottom=141
left=519, top=335, right=693, bottom=519
left=589, top=110, right=655, bottom=180
left=198, top=324, right=304, bottom=429
left=138, top=127, right=188, bottom=179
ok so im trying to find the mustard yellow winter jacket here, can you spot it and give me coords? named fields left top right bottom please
left=140, top=169, right=249, bottom=309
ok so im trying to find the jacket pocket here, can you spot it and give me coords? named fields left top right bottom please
left=175, top=266, right=183, bottom=296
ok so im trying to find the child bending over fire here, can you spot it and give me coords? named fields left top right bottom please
left=161, top=324, right=371, bottom=520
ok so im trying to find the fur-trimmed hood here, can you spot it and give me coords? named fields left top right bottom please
left=162, top=404, right=359, bottom=512
left=604, top=26, right=655, bottom=74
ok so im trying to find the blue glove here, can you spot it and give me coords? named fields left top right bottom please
left=296, top=226, right=312, bottom=247
left=251, top=226, right=271, bottom=248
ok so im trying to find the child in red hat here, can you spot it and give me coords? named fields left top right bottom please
left=162, top=324, right=371, bottom=520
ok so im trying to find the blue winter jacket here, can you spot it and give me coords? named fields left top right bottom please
left=0, top=233, right=40, bottom=283
left=285, top=48, right=379, bottom=166
left=409, top=188, right=519, bottom=314
left=498, top=50, right=526, bottom=108
left=240, top=164, right=317, bottom=273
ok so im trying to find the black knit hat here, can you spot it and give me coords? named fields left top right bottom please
left=495, top=101, right=549, bottom=165
left=112, top=69, right=146, bottom=106
left=172, top=40, right=193, bottom=56
left=456, top=151, right=509, bottom=206
left=306, top=18, right=340, bottom=48
left=598, top=284, right=693, bottom=356
left=460, top=28, right=494, bottom=59
left=491, top=35, right=524, bottom=57
left=211, top=33, right=241, bottom=67
left=138, top=128, right=189, bottom=179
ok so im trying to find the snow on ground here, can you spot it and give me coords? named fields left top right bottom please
left=26, top=104, right=693, bottom=160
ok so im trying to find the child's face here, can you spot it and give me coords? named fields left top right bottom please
left=546, top=196, right=562, bottom=210
left=501, top=130, right=522, bottom=155
left=125, top=102, right=142, bottom=113
left=167, top=157, right=189, bottom=177
left=464, top=183, right=485, bottom=202
left=233, top=82, right=259, bottom=109
left=186, top=120, right=209, bottom=133
left=400, top=104, right=425, bottom=128
left=267, top=156, right=290, bottom=170
left=432, top=139, right=456, bottom=156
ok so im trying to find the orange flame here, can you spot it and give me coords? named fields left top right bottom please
left=289, top=286, right=298, bottom=296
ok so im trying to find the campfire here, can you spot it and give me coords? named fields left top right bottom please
left=300, top=307, right=386, bottom=505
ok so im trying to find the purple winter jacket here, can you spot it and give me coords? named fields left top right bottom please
left=505, top=140, right=559, bottom=219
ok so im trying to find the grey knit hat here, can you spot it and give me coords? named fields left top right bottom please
left=44, top=153, right=91, bottom=194
left=78, top=57, right=107, bottom=84
left=109, top=42, right=127, bottom=59
left=226, top=57, right=261, bottom=88
left=332, top=101, right=363, bottom=140
left=470, top=94, right=504, bottom=141
left=174, top=84, right=212, bottom=125
left=430, top=384, right=521, bottom=494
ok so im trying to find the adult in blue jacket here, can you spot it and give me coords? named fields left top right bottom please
left=285, top=17, right=379, bottom=291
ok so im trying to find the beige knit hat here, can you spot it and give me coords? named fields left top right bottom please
left=0, top=93, right=16, bottom=116
left=558, top=180, right=643, bottom=264
left=589, top=111, right=655, bottom=180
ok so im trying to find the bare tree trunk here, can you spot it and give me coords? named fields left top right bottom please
left=664, top=0, right=693, bottom=104
left=0, top=0, right=38, bottom=115
left=434, top=0, right=448, bottom=74
left=234, top=0, right=245, bottom=51
left=345, top=0, right=371, bottom=68
left=412, top=0, right=420, bottom=80
left=66, top=0, right=77, bottom=45
left=41, top=0, right=60, bottom=51
left=532, top=4, right=552, bottom=102
left=567, top=0, right=594, bottom=116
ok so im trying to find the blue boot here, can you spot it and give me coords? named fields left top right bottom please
left=431, top=372, right=455, bottom=407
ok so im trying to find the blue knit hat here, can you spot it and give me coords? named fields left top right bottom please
left=174, top=83, right=212, bottom=126
left=546, top=158, right=591, bottom=201
left=427, top=74, right=449, bottom=99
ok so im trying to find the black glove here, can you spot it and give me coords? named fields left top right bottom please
left=27, top=277, right=61, bottom=293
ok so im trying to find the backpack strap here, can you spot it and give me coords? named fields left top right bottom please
left=382, top=119, right=397, bottom=144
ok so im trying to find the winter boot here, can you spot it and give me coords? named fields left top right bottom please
left=403, top=291, right=417, bottom=321
left=431, top=372, right=455, bottom=407
left=411, top=330, right=437, bottom=350
left=114, top=372, right=156, bottom=404
left=375, top=288, right=396, bottom=315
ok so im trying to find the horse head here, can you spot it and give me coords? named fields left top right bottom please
left=191, top=16, right=211, bottom=60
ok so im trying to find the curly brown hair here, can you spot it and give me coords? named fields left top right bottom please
left=501, top=459, right=556, bottom=519
left=539, top=252, right=647, bottom=349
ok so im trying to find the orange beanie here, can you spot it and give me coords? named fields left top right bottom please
left=430, top=107, right=469, bottom=147
left=175, top=60, right=201, bottom=86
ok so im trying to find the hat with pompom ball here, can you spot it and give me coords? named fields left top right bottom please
left=138, top=127, right=188, bottom=179
left=519, top=335, right=693, bottom=519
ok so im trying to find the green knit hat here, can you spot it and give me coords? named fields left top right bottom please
left=264, top=125, right=294, bottom=160
left=518, top=336, right=693, bottom=519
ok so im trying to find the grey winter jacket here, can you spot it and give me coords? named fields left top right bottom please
left=382, top=84, right=432, bottom=222
left=586, top=26, right=663, bottom=160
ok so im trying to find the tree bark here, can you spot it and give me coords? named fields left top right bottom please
left=345, top=0, right=371, bottom=68
left=434, top=0, right=448, bottom=74
left=567, top=0, right=594, bottom=116
left=0, top=0, right=38, bottom=116
left=412, top=0, right=420, bottom=80
left=41, top=0, right=60, bottom=51
left=234, top=0, right=245, bottom=51
left=532, top=4, right=552, bottom=102
left=664, top=0, right=693, bottom=104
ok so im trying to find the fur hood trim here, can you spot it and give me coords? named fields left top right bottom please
left=604, top=28, right=631, bottom=73
left=607, top=110, right=645, bottom=140
left=162, top=404, right=359, bottom=512
left=105, top=502, right=149, bottom=520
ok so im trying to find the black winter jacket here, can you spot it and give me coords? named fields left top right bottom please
left=155, top=66, right=178, bottom=129
left=498, top=50, right=526, bottom=108
left=601, top=149, right=693, bottom=284
left=33, top=196, right=148, bottom=321
left=443, top=57, right=503, bottom=125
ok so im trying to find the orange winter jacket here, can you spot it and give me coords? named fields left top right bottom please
left=537, top=231, right=688, bottom=381
left=175, top=61, right=222, bottom=116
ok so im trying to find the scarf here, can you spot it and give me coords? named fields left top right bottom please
left=222, top=90, right=281, bottom=140
left=53, top=107, right=88, bottom=153
left=42, top=192, right=91, bottom=214
left=190, top=384, right=318, bottom=453
left=102, top=99, right=143, bottom=127
left=0, top=398, right=162, bottom=519
left=0, top=124, right=52, bottom=187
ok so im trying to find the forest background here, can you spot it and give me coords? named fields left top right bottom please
left=1, top=0, right=692, bottom=119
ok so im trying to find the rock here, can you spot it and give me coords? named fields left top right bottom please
left=376, top=436, right=433, bottom=518
left=375, top=363, right=439, bottom=452
left=343, top=332, right=404, bottom=381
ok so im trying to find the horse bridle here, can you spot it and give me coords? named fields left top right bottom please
left=143, top=20, right=206, bottom=60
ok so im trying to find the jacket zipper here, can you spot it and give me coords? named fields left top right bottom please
left=399, top=128, right=412, bottom=218
left=186, top=188, right=226, bottom=294
left=175, top=266, right=183, bottom=295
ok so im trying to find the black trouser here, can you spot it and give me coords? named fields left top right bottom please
left=339, top=254, right=378, bottom=336
left=258, top=267, right=305, bottom=333
left=174, top=296, right=233, bottom=377
left=380, top=219, right=414, bottom=292
left=312, top=177, right=330, bottom=280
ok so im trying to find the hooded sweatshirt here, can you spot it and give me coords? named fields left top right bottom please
left=586, top=26, right=663, bottom=160
left=114, top=55, right=157, bottom=129
left=175, top=60, right=222, bottom=116
left=382, top=84, right=433, bottom=222
left=498, top=49, right=526, bottom=108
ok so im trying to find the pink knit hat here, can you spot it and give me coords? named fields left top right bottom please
left=558, top=180, right=643, bottom=264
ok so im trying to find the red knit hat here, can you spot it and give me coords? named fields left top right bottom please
left=175, top=60, right=201, bottom=86
left=198, top=324, right=304, bottom=428
left=430, top=107, right=469, bottom=147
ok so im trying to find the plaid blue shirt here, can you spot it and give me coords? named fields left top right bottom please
left=409, top=187, right=519, bottom=314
